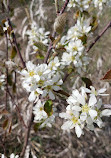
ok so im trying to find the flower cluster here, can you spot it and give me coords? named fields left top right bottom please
left=63, top=0, right=109, bottom=11
left=60, top=17, right=91, bottom=73
left=59, top=86, right=111, bottom=137
left=20, top=58, right=63, bottom=102
left=33, top=99, right=57, bottom=128
left=26, top=21, right=50, bottom=54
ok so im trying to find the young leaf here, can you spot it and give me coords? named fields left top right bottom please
left=11, top=46, right=17, bottom=59
left=2, top=119, right=9, bottom=130
left=81, top=77, right=92, bottom=89
left=101, top=69, right=111, bottom=82
left=34, top=42, right=47, bottom=52
left=44, top=100, right=53, bottom=117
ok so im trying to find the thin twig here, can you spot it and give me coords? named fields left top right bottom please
left=60, top=0, right=69, bottom=14
left=86, top=20, right=111, bottom=53
left=8, top=19, right=26, bottom=68
left=7, top=89, right=27, bottom=129
left=5, top=32, right=8, bottom=109
left=55, top=0, right=59, bottom=15
left=20, top=104, right=34, bottom=158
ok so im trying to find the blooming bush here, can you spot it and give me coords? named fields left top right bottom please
left=0, top=0, right=111, bottom=157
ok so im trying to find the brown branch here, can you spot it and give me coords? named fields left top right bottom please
left=8, top=18, right=26, bottom=68
left=44, top=0, right=69, bottom=64
left=56, top=90, right=70, bottom=97
left=7, top=89, right=27, bottom=129
left=5, top=32, right=8, bottom=109
left=86, top=20, right=111, bottom=53
left=20, top=104, right=34, bottom=158
left=60, top=0, right=69, bottom=14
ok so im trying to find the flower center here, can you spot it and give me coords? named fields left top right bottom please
left=71, top=116, right=78, bottom=124
left=82, top=104, right=89, bottom=113
left=29, top=71, right=35, bottom=77
left=40, top=107, right=43, bottom=111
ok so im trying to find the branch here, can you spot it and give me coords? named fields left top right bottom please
left=44, top=0, right=69, bottom=64
left=8, top=18, right=26, bottom=68
left=7, top=89, right=27, bottom=129
left=86, top=20, right=111, bottom=53
left=5, top=32, right=8, bottom=109
left=20, top=104, right=34, bottom=158
left=5, top=0, right=25, bottom=68
left=60, top=0, right=69, bottom=14
left=55, top=0, right=59, bottom=15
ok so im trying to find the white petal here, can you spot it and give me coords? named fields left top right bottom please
left=101, top=109, right=111, bottom=116
left=89, top=109, right=97, bottom=119
left=80, top=112, right=87, bottom=121
left=96, top=117, right=103, bottom=128
left=77, top=94, right=85, bottom=106
left=28, top=91, right=36, bottom=102
left=72, top=106, right=82, bottom=111
left=86, top=116, right=93, bottom=125
left=61, top=121, right=73, bottom=130
left=49, top=91, right=55, bottom=100
left=82, top=87, right=91, bottom=93
left=75, top=125, right=82, bottom=138
left=88, top=95, right=97, bottom=107
left=98, top=88, right=106, bottom=94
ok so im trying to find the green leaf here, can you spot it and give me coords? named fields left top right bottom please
left=81, top=77, right=92, bottom=89
left=33, top=122, right=42, bottom=132
left=36, top=54, right=44, bottom=60
left=44, top=100, right=53, bottom=117
left=34, top=42, right=47, bottom=52
left=79, top=35, right=87, bottom=45
left=11, top=46, right=17, bottom=59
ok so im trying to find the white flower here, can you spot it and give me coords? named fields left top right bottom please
left=20, top=61, right=63, bottom=101
left=59, top=106, right=83, bottom=137
left=93, top=0, right=107, bottom=10
left=82, top=86, right=109, bottom=97
left=3, top=21, right=9, bottom=32
left=5, top=60, right=17, bottom=70
left=48, top=57, right=60, bottom=71
left=42, top=73, right=63, bottom=100
left=28, top=88, right=43, bottom=102
left=21, top=61, right=40, bottom=81
left=26, top=21, right=50, bottom=46
left=40, top=107, right=57, bottom=128
left=10, top=153, right=19, bottom=158
left=66, top=39, right=84, bottom=53
left=33, top=100, right=48, bottom=121
left=60, top=86, right=111, bottom=137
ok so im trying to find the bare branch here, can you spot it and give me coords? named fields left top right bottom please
left=60, top=0, right=69, bottom=14
left=86, top=20, right=111, bottom=53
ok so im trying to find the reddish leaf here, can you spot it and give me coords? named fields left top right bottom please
left=2, top=119, right=9, bottom=130
left=101, top=69, right=111, bottom=82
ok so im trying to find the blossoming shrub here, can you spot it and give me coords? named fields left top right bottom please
left=0, top=0, right=111, bottom=157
